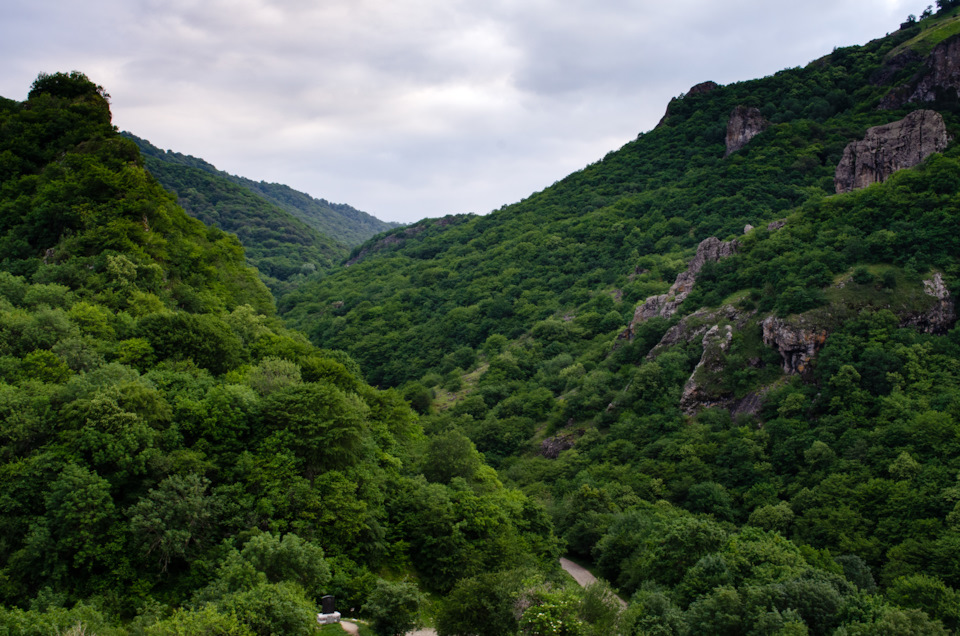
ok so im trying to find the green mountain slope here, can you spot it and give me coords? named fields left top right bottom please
left=281, top=18, right=940, bottom=385
left=0, top=72, right=560, bottom=633
left=123, top=133, right=348, bottom=295
left=125, top=133, right=399, bottom=247
left=274, top=7, right=960, bottom=632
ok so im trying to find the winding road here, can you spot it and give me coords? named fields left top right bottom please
left=560, top=558, right=628, bottom=609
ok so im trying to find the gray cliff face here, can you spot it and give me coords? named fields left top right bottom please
left=539, top=432, right=580, bottom=459
left=834, top=110, right=949, bottom=193
left=622, top=237, right=738, bottom=338
left=725, top=106, right=769, bottom=156
left=761, top=316, right=829, bottom=376
left=913, top=36, right=960, bottom=102
left=902, top=272, right=957, bottom=334
left=679, top=324, right=734, bottom=415
left=647, top=305, right=766, bottom=416
left=878, top=36, right=960, bottom=109
left=898, top=35, right=960, bottom=107
left=648, top=305, right=748, bottom=358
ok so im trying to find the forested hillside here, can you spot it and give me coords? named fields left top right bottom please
left=0, top=72, right=562, bottom=634
left=121, top=133, right=349, bottom=296
left=272, top=5, right=960, bottom=633
left=9, top=6, right=960, bottom=635
left=126, top=133, right=399, bottom=247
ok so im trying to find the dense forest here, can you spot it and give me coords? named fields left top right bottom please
left=272, top=4, right=960, bottom=634
left=8, top=3, right=960, bottom=635
left=0, top=72, right=561, bottom=634
left=121, top=133, right=399, bottom=296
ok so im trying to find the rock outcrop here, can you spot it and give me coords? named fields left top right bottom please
left=761, top=316, right=829, bottom=376
left=881, top=35, right=960, bottom=110
left=834, top=110, right=949, bottom=193
left=725, top=106, right=769, bottom=156
left=657, top=81, right=719, bottom=128
left=539, top=431, right=581, bottom=459
left=913, top=35, right=960, bottom=102
left=679, top=324, right=734, bottom=414
left=902, top=272, right=957, bottom=334
left=621, top=237, right=738, bottom=339
left=648, top=305, right=749, bottom=358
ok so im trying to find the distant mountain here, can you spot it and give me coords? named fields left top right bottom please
left=123, top=133, right=347, bottom=295
left=124, top=133, right=400, bottom=247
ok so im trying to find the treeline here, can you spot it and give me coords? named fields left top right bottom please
left=126, top=133, right=399, bottom=247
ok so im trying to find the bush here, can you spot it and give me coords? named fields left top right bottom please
left=362, top=579, right=424, bottom=636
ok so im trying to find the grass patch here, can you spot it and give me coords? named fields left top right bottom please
left=887, top=7, right=960, bottom=58
left=432, top=362, right=488, bottom=411
left=823, top=266, right=932, bottom=316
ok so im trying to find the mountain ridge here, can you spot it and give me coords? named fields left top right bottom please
left=123, top=132, right=400, bottom=247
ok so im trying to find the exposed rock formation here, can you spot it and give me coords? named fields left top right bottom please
left=881, top=35, right=960, bottom=109
left=686, top=81, right=719, bottom=97
left=834, top=110, right=949, bottom=193
left=725, top=106, right=770, bottom=156
left=761, top=316, right=829, bottom=376
left=621, top=237, right=738, bottom=339
left=657, top=81, right=719, bottom=128
left=767, top=219, right=787, bottom=232
left=902, top=272, right=956, bottom=334
left=648, top=305, right=749, bottom=358
left=539, top=431, right=581, bottom=459
left=913, top=35, right=960, bottom=102
left=679, top=324, right=734, bottom=414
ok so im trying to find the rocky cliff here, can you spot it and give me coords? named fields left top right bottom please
left=834, top=109, right=949, bottom=193
left=761, top=316, right=829, bottom=376
left=902, top=271, right=957, bottom=334
left=621, top=237, right=738, bottom=339
left=880, top=34, right=960, bottom=109
left=725, top=106, right=770, bottom=156
left=679, top=324, right=734, bottom=414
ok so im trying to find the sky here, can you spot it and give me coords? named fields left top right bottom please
left=1, top=0, right=936, bottom=224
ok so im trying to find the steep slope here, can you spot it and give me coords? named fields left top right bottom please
left=277, top=8, right=960, bottom=632
left=282, top=15, right=952, bottom=386
left=126, top=134, right=399, bottom=247
left=0, top=72, right=559, bottom=633
left=123, top=133, right=348, bottom=295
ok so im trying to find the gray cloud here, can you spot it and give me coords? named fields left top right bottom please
left=1, top=0, right=933, bottom=222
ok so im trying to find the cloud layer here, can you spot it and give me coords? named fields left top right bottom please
left=1, top=0, right=932, bottom=222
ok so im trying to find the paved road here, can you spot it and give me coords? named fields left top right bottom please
left=560, top=558, right=628, bottom=608
left=559, top=557, right=597, bottom=587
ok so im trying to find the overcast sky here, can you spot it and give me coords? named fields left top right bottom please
left=2, top=0, right=934, bottom=224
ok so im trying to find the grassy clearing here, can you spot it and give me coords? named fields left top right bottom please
left=432, top=362, right=488, bottom=411
left=887, top=7, right=960, bottom=58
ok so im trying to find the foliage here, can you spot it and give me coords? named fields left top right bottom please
left=361, top=578, right=424, bottom=636
left=0, top=72, right=558, bottom=633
